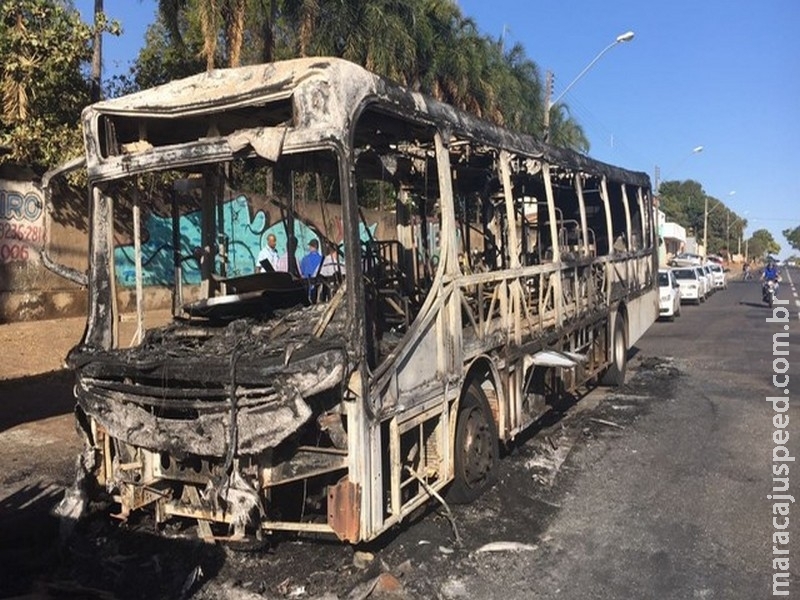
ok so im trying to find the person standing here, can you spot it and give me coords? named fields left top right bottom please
left=300, top=239, right=323, bottom=279
left=257, top=233, right=280, bottom=272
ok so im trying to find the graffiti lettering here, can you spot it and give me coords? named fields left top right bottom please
left=0, top=184, right=45, bottom=263
left=0, top=191, right=43, bottom=222
left=0, top=243, right=31, bottom=261
left=0, top=222, right=44, bottom=242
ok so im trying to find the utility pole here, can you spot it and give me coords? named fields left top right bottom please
left=702, top=196, right=708, bottom=258
left=726, top=211, right=730, bottom=256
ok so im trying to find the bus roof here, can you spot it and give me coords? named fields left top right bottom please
left=86, top=57, right=650, bottom=188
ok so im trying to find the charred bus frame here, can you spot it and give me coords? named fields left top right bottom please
left=49, top=57, right=657, bottom=543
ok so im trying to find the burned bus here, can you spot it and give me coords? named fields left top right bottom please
left=48, top=57, right=657, bottom=543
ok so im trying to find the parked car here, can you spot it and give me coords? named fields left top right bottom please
left=671, top=252, right=704, bottom=267
left=694, top=265, right=711, bottom=300
left=673, top=267, right=703, bottom=304
left=658, top=269, right=681, bottom=320
left=708, top=262, right=727, bottom=289
left=702, top=264, right=716, bottom=295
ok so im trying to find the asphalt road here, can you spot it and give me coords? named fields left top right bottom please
left=1, top=270, right=798, bottom=599
left=448, top=269, right=800, bottom=600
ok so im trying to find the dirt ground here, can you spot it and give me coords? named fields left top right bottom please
left=0, top=310, right=175, bottom=599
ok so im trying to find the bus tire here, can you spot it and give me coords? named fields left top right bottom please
left=448, top=383, right=499, bottom=503
left=601, top=314, right=627, bottom=387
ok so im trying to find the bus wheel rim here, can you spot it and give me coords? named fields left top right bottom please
left=462, top=407, right=493, bottom=486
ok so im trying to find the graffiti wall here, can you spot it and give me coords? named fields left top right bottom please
left=0, top=181, right=44, bottom=264
left=114, top=194, right=376, bottom=287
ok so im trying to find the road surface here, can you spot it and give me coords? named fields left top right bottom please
left=0, top=271, right=797, bottom=599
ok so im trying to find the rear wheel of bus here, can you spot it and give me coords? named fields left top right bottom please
left=601, top=313, right=628, bottom=387
left=448, top=382, right=499, bottom=503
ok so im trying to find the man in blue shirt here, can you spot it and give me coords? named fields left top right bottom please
left=300, top=239, right=323, bottom=301
left=762, top=261, right=781, bottom=297
left=763, top=261, right=780, bottom=281
left=301, top=237, right=322, bottom=279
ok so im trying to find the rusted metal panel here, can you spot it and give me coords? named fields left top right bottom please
left=327, top=477, right=361, bottom=543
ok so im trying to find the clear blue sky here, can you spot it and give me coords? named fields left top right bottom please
left=77, top=0, right=800, bottom=257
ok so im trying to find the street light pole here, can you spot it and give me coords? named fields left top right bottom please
left=703, top=196, right=709, bottom=258
left=656, top=145, right=703, bottom=194
left=543, top=30, right=634, bottom=141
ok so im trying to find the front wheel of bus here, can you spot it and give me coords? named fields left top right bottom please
left=601, top=314, right=628, bottom=387
left=448, top=383, right=499, bottom=503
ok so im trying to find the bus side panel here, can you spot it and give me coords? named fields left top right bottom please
left=626, top=287, right=658, bottom=346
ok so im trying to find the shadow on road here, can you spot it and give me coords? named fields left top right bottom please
left=0, top=482, right=65, bottom=598
left=0, top=483, right=228, bottom=599
left=738, top=301, right=770, bottom=309
left=0, top=370, right=75, bottom=434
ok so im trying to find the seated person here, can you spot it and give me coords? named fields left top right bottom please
left=613, top=232, right=628, bottom=253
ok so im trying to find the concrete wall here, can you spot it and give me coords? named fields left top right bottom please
left=0, top=174, right=88, bottom=322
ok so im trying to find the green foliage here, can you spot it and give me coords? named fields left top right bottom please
left=658, top=179, right=747, bottom=254
left=0, top=0, right=118, bottom=170
left=657, top=179, right=707, bottom=236
left=135, top=0, right=587, bottom=150
left=747, top=228, right=780, bottom=259
left=782, top=225, right=800, bottom=252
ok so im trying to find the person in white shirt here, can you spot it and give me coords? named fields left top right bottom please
left=319, top=243, right=346, bottom=277
left=257, top=233, right=280, bottom=272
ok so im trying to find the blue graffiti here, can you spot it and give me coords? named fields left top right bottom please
left=114, top=195, right=376, bottom=287
left=0, top=190, right=43, bottom=221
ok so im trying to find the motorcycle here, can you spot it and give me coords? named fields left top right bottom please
left=762, top=279, right=778, bottom=308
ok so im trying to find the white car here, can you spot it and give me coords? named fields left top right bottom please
left=708, top=263, right=727, bottom=289
left=694, top=266, right=711, bottom=301
left=658, top=269, right=681, bottom=320
left=673, top=267, right=704, bottom=304
left=702, top=264, right=715, bottom=295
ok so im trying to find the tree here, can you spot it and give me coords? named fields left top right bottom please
left=657, top=179, right=706, bottom=237
left=747, top=228, right=780, bottom=260
left=657, top=180, right=748, bottom=255
left=138, top=0, right=588, bottom=150
left=0, top=0, right=118, bottom=170
left=0, top=0, right=92, bottom=168
left=782, top=225, right=800, bottom=252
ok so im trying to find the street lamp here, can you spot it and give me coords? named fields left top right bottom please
left=543, top=30, right=635, bottom=141
left=655, top=145, right=703, bottom=192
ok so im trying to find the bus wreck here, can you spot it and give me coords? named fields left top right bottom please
left=51, top=57, right=657, bottom=543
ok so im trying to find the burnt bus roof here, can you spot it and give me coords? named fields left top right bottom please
left=85, top=57, right=651, bottom=189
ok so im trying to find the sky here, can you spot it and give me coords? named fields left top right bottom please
left=76, top=0, right=800, bottom=257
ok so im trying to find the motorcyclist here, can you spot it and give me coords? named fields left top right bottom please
left=761, top=260, right=781, bottom=297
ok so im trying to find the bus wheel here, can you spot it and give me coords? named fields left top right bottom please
left=601, top=314, right=627, bottom=387
left=448, top=383, right=499, bottom=503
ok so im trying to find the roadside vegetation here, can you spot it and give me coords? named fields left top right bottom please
left=0, top=0, right=794, bottom=255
